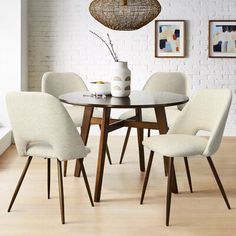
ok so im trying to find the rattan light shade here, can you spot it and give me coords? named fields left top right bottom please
left=89, top=0, right=162, bottom=31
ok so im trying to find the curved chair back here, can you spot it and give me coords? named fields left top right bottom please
left=42, top=72, right=88, bottom=97
left=169, top=89, right=232, bottom=156
left=6, top=92, right=88, bottom=161
left=143, top=72, right=187, bottom=110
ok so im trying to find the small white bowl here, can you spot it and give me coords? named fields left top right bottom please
left=89, top=82, right=111, bottom=95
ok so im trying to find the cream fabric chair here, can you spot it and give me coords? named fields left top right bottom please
left=141, top=89, right=232, bottom=226
left=42, top=72, right=112, bottom=177
left=119, top=72, right=187, bottom=165
left=6, top=92, right=94, bottom=224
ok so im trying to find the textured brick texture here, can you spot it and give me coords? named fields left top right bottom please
left=28, top=0, right=236, bottom=135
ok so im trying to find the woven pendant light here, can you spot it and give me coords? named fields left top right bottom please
left=89, top=0, right=162, bottom=31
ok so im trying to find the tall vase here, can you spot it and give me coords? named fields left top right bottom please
left=111, top=61, right=131, bottom=97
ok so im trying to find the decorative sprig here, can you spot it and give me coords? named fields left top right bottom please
left=90, top=30, right=119, bottom=62
left=107, top=33, right=119, bottom=62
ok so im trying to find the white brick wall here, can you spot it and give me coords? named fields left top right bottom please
left=28, top=0, right=236, bottom=135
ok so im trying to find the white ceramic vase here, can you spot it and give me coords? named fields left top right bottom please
left=111, top=61, right=131, bottom=97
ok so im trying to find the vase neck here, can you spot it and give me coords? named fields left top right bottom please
left=115, top=61, right=128, bottom=68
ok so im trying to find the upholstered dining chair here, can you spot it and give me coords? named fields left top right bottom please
left=141, top=89, right=232, bottom=226
left=6, top=92, right=94, bottom=224
left=42, top=72, right=112, bottom=177
left=119, top=72, right=188, bottom=178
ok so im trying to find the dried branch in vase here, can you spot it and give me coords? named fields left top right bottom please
left=90, top=30, right=119, bottom=62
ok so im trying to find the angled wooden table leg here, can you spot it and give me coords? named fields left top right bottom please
left=94, top=107, right=111, bottom=202
left=135, top=108, right=145, bottom=172
left=154, top=107, right=178, bottom=194
left=74, top=106, right=94, bottom=177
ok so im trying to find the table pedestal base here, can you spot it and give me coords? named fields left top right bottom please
left=74, top=106, right=178, bottom=202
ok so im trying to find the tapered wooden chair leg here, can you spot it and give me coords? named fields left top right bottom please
left=57, top=160, right=65, bottom=224
left=79, top=159, right=94, bottom=207
left=184, top=157, right=193, bottom=193
left=99, top=124, right=112, bottom=165
left=147, top=129, right=151, bottom=137
left=206, top=156, right=231, bottom=209
left=8, top=156, right=33, bottom=212
left=140, top=151, right=154, bottom=204
left=119, top=127, right=131, bottom=164
left=63, top=161, right=68, bottom=177
left=166, top=157, right=174, bottom=226
left=106, top=146, right=112, bottom=165
left=47, top=159, right=51, bottom=199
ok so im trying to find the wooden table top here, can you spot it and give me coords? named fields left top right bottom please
left=59, top=91, right=189, bottom=108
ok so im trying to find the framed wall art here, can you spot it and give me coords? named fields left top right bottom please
left=209, top=20, right=236, bottom=58
left=155, top=20, right=186, bottom=58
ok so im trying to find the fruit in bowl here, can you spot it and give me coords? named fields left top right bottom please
left=96, top=81, right=105, bottom=84
left=89, top=81, right=111, bottom=96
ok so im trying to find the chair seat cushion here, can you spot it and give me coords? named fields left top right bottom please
left=143, top=134, right=208, bottom=157
left=119, top=107, right=180, bottom=126
left=26, top=141, right=91, bottom=159
left=65, top=105, right=103, bottom=127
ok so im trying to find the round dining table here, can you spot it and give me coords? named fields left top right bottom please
left=59, top=91, right=189, bottom=202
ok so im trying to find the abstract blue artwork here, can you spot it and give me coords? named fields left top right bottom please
left=155, top=21, right=185, bottom=58
left=209, top=21, right=236, bottom=58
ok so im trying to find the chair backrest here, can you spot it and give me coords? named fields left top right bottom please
left=6, top=92, right=88, bottom=161
left=169, top=89, right=232, bottom=156
left=143, top=72, right=188, bottom=110
left=42, top=72, right=88, bottom=97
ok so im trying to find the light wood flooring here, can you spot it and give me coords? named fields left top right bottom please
left=0, top=136, right=236, bottom=236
